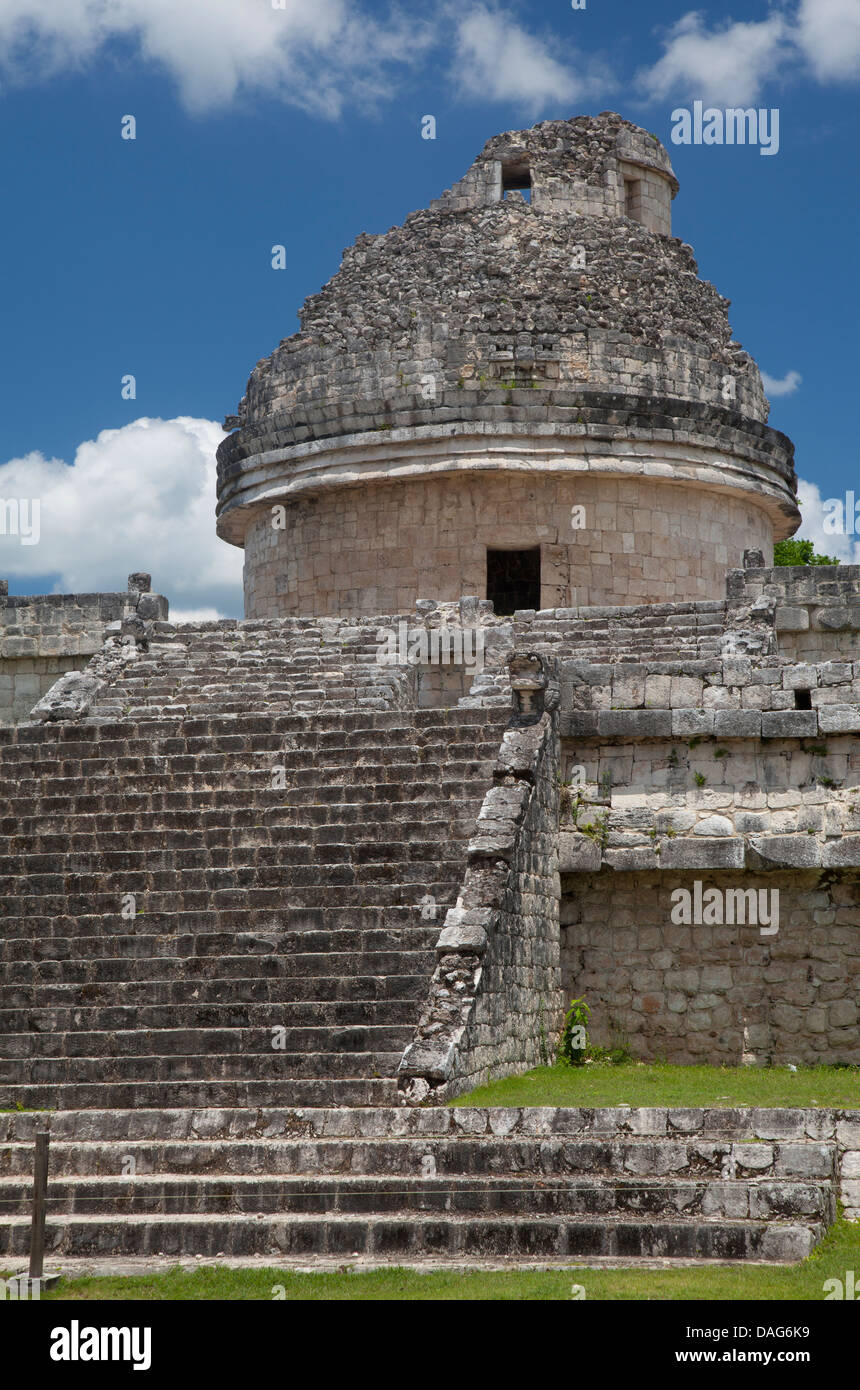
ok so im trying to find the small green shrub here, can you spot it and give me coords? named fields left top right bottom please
left=559, top=997, right=590, bottom=1066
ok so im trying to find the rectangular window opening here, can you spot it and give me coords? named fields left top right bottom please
left=487, top=547, right=541, bottom=616
left=502, top=162, right=532, bottom=202
left=794, top=688, right=812, bottom=710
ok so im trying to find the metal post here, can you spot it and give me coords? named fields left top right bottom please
left=28, top=1131, right=49, bottom=1282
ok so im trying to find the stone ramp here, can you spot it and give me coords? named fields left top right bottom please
left=0, top=1106, right=847, bottom=1264
left=0, top=708, right=506, bottom=1111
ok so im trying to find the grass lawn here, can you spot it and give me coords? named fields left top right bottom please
left=5, top=1219, right=858, bottom=1301
left=450, top=1061, right=860, bottom=1109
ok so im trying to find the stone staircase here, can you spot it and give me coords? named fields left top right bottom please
left=87, top=620, right=415, bottom=720
left=0, top=615, right=848, bottom=1269
left=514, top=602, right=726, bottom=663
left=0, top=1106, right=840, bottom=1262
left=0, top=707, right=505, bottom=1112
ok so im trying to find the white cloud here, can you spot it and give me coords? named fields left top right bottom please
left=0, top=417, right=243, bottom=616
left=0, top=0, right=434, bottom=116
left=796, top=0, right=860, bottom=82
left=170, top=607, right=228, bottom=624
left=795, top=478, right=860, bottom=563
left=638, top=10, right=793, bottom=106
left=761, top=368, right=802, bottom=397
left=450, top=5, right=603, bottom=111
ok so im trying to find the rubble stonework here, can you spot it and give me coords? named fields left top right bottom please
left=216, top=113, right=797, bottom=619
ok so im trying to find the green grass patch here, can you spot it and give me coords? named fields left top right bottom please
left=5, top=1220, right=858, bottom=1301
left=450, top=1061, right=860, bottom=1110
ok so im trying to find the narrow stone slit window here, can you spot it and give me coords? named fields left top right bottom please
left=794, top=688, right=812, bottom=710
left=502, top=162, right=532, bottom=202
left=487, top=547, right=541, bottom=615
left=624, top=177, right=641, bottom=221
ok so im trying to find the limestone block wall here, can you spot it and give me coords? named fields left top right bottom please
left=0, top=592, right=121, bottom=724
left=399, top=708, right=563, bottom=1102
left=242, top=472, right=773, bottom=619
left=729, top=564, right=860, bottom=662
left=560, top=870, right=860, bottom=1067
left=555, top=637, right=860, bottom=1067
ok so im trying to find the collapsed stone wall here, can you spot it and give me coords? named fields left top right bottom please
left=399, top=682, right=562, bottom=1102
left=0, top=575, right=169, bottom=726
left=561, top=869, right=859, bottom=1066
left=431, top=112, right=678, bottom=229
left=0, top=576, right=168, bottom=725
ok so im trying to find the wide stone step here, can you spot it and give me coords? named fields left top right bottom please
left=0, top=859, right=464, bottom=899
left=0, top=1047, right=406, bottom=1082
left=0, top=998, right=422, bottom=1033
left=0, top=1024, right=413, bottom=1059
left=0, top=1132, right=837, bottom=1182
left=0, top=1173, right=834, bottom=1222
left=0, top=1211, right=821, bottom=1261
left=0, top=972, right=429, bottom=1007
left=0, top=942, right=436, bottom=972
left=0, top=818, right=463, bottom=857
left=0, top=954, right=433, bottom=986
left=0, top=922, right=441, bottom=952
left=0, top=1077, right=400, bottom=1109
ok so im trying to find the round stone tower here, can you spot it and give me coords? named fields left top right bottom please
left=217, top=111, right=799, bottom=619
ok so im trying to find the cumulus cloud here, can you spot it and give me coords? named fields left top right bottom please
left=0, top=0, right=435, bottom=116
left=0, top=417, right=243, bottom=616
left=638, top=11, right=792, bottom=106
left=639, top=4, right=860, bottom=107
left=761, top=368, right=802, bottom=398
left=795, top=477, right=860, bottom=563
left=450, top=5, right=602, bottom=111
left=796, top=0, right=860, bottom=82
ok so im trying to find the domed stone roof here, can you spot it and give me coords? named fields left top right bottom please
left=216, top=113, right=798, bottom=618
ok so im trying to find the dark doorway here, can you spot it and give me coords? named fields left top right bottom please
left=487, top=547, right=541, bottom=615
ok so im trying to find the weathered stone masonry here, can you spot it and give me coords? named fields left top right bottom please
left=216, top=112, right=797, bottom=619
left=1, top=113, right=858, bottom=1264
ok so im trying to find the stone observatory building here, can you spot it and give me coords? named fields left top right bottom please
left=1, top=114, right=859, bottom=1268
left=217, top=111, right=798, bottom=618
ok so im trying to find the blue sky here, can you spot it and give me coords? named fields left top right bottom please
left=1, top=0, right=858, bottom=616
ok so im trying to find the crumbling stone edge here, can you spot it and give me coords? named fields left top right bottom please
left=398, top=653, right=564, bottom=1104
left=28, top=574, right=168, bottom=723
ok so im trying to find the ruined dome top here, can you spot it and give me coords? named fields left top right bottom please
left=217, top=113, right=795, bottom=539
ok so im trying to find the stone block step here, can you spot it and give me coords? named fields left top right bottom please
left=0, top=942, right=436, bottom=973
left=0, top=954, right=432, bottom=987
left=0, top=1211, right=821, bottom=1262
left=0, top=1078, right=399, bottom=1109
left=0, top=921, right=441, bottom=953
left=0, top=1173, right=834, bottom=1222
left=0, top=999, right=421, bottom=1034
left=0, top=1023, right=412, bottom=1060
left=0, top=1048, right=406, bottom=1083
left=0, top=973, right=429, bottom=1007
